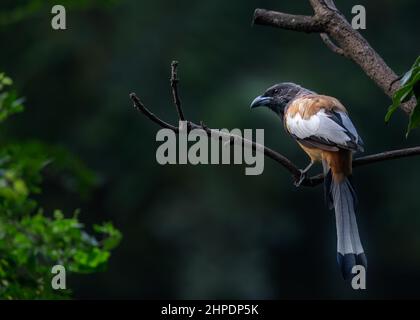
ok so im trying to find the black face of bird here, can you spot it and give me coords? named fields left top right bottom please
left=250, top=82, right=305, bottom=116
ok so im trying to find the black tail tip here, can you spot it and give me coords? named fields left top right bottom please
left=337, top=253, right=367, bottom=280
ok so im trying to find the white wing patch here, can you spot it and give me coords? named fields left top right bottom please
left=286, top=109, right=353, bottom=146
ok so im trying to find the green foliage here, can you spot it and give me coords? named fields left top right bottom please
left=0, top=73, right=24, bottom=123
left=385, top=56, right=420, bottom=137
left=6, top=142, right=98, bottom=199
left=0, top=73, right=121, bottom=299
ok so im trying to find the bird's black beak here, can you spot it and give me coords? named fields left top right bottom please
left=250, top=95, right=272, bottom=109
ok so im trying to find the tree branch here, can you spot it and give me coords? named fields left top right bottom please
left=253, top=9, right=323, bottom=33
left=252, top=0, right=416, bottom=114
left=130, top=92, right=301, bottom=179
left=353, top=146, right=420, bottom=167
left=306, top=146, right=420, bottom=186
left=129, top=92, right=178, bottom=132
left=130, top=62, right=420, bottom=188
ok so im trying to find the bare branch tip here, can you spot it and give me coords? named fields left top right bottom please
left=252, top=8, right=262, bottom=22
left=170, top=60, right=179, bottom=83
left=320, top=33, right=348, bottom=57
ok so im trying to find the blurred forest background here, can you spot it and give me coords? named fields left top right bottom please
left=0, top=0, right=419, bottom=299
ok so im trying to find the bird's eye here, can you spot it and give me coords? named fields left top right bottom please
left=273, top=89, right=279, bottom=94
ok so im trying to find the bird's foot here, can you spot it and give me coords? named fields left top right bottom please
left=294, top=170, right=307, bottom=187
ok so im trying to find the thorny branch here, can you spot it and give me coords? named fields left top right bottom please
left=130, top=62, right=420, bottom=187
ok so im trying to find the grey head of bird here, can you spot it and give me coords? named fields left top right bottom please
left=250, top=82, right=312, bottom=116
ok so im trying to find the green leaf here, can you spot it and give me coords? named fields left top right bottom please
left=1, top=77, right=12, bottom=86
left=0, top=89, right=25, bottom=122
left=406, top=72, right=420, bottom=136
left=412, top=56, right=420, bottom=68
left=53, top=210, right=64, bottom=220
left=407, top=103, right=420, bottom=137
left=94, top=222, right=122, bottom=250
left=385, top=55, right=420, bottom=137
left=385, top=84, right=413, bottom=122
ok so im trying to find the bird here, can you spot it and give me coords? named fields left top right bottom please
left=250, top=82, right=367, bottom=280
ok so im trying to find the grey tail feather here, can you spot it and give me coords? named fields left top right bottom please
left=323, top=161, right=367, bottom=280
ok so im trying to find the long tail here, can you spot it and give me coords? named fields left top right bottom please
left=324, top=164, right=367, bottom=280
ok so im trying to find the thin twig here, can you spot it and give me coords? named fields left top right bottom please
left=353, top=146, right=420, bottom=167
left=130, top=93, right=178, bottom=132
left=170, top=60, right=185, bottom=121
left=252, top=9, right=324, bottom=33
left=320, top=33, right=347, bottom=57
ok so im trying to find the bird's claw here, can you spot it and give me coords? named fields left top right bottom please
left=294, top=170, right=307, bottom=187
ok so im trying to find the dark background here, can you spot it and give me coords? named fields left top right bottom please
left=1, top=0, right=419, bottom=299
